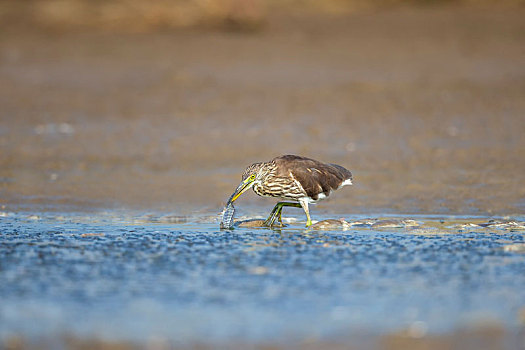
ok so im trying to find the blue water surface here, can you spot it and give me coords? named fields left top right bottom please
left=0, top=211, right=524, bottom=345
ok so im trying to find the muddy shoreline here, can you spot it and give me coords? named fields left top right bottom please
left=1, top=6, right=524, bottom=216
left=4, top=326, right=523, bottom=350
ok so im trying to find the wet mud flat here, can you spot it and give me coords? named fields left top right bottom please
left=1, top=211, right=524, bottom=349
left=1, top=6, right=525, bottom=215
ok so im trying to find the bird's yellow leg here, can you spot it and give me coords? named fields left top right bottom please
left=299, top=199, right=313, bottom=227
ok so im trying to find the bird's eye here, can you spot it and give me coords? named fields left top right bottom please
left=250, top=174, right=256, bottom=180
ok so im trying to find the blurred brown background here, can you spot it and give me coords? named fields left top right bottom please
left=1, top=0, right=524, bottom=215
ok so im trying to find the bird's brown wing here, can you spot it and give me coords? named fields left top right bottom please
left=273, top=155, right=352, bottom=200
left=328, top=163, right=353, bottom=182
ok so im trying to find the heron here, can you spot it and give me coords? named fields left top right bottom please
left=226, top=155, right=353, bottom=227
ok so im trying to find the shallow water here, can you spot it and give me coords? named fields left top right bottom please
left=1, top=211, right=524, bottom=346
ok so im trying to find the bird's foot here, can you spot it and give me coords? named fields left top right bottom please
left=263, top=216, right=285, bottom=228
left=264, top=202, right=302, bottom=228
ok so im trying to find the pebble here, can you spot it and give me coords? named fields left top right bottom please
left=348, top=218, right=376, bottom=227
left=371, top=219, right=420, bottom=229
left=236, top=219, right=267, bottom=228
left=308, top=219, right=352, bottom=231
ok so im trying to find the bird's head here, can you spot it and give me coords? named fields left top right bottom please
left=227, top=162, right=264, bottom=204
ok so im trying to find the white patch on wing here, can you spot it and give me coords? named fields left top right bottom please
left=304, top=192, right=328, bottom=203
left=339, top=179, right=353, bottom=188
left=304, top=196, right=320, bottom=204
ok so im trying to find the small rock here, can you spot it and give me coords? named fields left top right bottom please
left=453, top=223, right=482, bottom=230
left=371, top=219, right=416, bottom=229
left=308, top=219, right=351, bottom=231
left=402, top=219, right=420, bottom=227
left=476, top=219, right=525, bottom=231
left=236, top=219, right=268, bottom=228
left=348, top=218, right=376, bottom=227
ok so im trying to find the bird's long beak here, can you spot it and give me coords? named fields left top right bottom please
left=227, top=178, right=255, bottom=204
